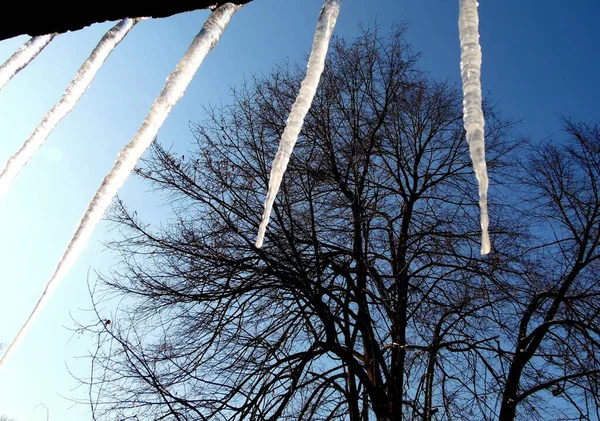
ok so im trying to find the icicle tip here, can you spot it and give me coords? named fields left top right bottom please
left=481, top=234, right=490, bottom=255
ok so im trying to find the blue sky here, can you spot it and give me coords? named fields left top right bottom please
left=0, top=0, right=598, bottom=419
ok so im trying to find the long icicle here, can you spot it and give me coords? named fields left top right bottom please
left=256, top=0, right=342, bottom=248
left=0, top=3, right=240, bottom=368
left=0, top=34, right=56, bottom=91
left=458, top=0, right=490, bottom=255
left=0, top=19, right=137, bottom=201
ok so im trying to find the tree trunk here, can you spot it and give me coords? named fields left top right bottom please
left=390, top=201, right=414, bottom=421
left=498, top=360, right=524, bottom=421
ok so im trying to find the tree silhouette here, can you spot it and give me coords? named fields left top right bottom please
left=76, top=27, right=599, bottom=421
left=496, top=118, right=600, bottom=421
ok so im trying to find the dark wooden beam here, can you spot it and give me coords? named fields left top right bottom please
left=0, top=1, right=254, bottom=42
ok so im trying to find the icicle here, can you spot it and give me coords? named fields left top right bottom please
left=0, top=34, right=56, bottom=91
left=256, top=0, right=342, bottom=248
left=458, top=0, right=490, bottom=255
left=0, top=4, right=240, bottom=368
left=0, top=19, right=137, bottom=201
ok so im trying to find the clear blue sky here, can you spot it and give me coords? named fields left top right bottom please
left=0, top=0, right=598, bottom=419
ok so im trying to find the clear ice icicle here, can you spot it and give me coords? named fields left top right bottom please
left=459, top=0, right=491, bottom=255
left=256, top=0, right=342, bottom=248
left=0, top=34, right=56, bottom=91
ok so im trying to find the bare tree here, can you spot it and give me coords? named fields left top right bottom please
left=494, top=118, right=600, bottom=421
left=75, top=27, right=599, bottom=421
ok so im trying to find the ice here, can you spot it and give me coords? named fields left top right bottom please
left=458, top=0, right=490, bottom=255
left=0, top=19, right=137, bottom=201
left=256, top=0, right=342, bottom=248
left=0, top=4, right=240, bottom=367
left=0, top=34, right=56, bottom=91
